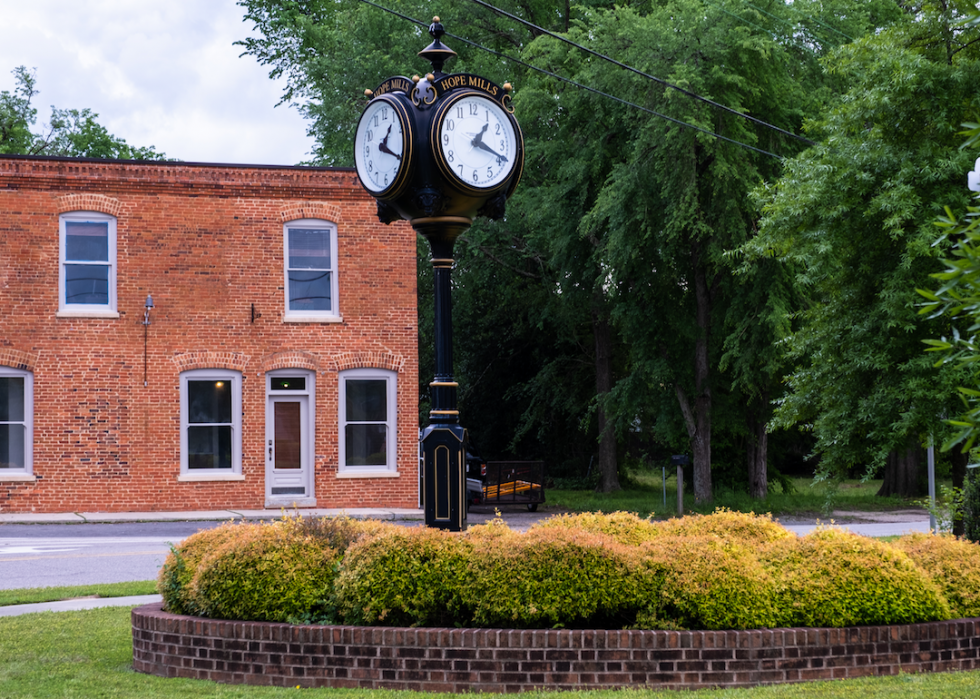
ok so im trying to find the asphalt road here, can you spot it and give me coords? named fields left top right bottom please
left=0, top=521, right=224, bottom=589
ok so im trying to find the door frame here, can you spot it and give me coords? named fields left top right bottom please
left=264, top=369, right=316, bottom=507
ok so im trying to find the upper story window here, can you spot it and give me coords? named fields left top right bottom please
left=283, top=219, right=340, bottom=322
left=0, top=368, right=33, bottom=475
left=59, top=212, right=118, bottom=317
left=180, top=369, right=242, bottom=476
left=338, top=368, right=397, bottom=474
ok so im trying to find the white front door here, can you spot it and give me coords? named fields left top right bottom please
left=265, top=372, right=315, bottom=507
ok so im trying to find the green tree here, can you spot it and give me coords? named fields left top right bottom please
left=238, top=0, right=897, bottom=499
left=745, top=4, right=980, bottom=495
left=0, top=66, right=168, bottom=159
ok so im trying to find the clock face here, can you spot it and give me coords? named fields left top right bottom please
left=437, top=93, right=518, bottom=191
left=354, top=97, right=409, bottom=195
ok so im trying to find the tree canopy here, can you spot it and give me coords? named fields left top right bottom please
left=238, top=0, right=946, bottom=500
left=0, top=66, right=169, bottom=160
left=744, top=2, right=980, bottom=493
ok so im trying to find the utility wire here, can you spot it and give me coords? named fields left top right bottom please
left=465, top=0, right=815, bottom=146
left=357, top=0, right=785, bottom=159
left=741, top=0, right=853, bottom=45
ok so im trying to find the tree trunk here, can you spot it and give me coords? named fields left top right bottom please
left=747, top=394, right=768, bottom=500
left=877, top=444, right=925, bottom=498
left=691, top=241, right=713, bottom=503
left=592, top=299, right=620, bottom=493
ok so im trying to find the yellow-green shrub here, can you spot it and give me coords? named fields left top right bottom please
left=530, top=511, right=661, bottom=546
left=893, top=533, right=980, bottom=618
left=191, top=522, right=338, bottom=623
left=157, top=521, right=250, bottom=616
left=334, top=526, right=472, bottom=626
left=653, top=509, right=793, bottom=546
left=461, top=527, right=659, bottom=628
left=762, top=528, right=950, bottom=628
left=636, top=536, right=779, bottom=630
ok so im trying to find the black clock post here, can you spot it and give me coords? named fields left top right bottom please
left=353, top=18, right=524, bottom=531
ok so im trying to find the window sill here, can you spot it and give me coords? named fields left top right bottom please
left=57, top=309, right=120, bottom=319
left=177, top=472, right=246, bottom=482
left=336, top=470, right=400, bottom=479
left=0, top=473, right=37, bottom=482
left=283, top=314, right=343, bottom=324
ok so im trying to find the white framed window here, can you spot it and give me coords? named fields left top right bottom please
left=283, top=219, right=340, bottom=322
left=179, top=369, right=242, bottom=479
left=339, top=368, right=397, bottom=474
left=58, top=211, right=118, bottom=317
left=0, top=368, right=33, bottom=477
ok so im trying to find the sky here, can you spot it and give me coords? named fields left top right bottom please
left=0, top=0, right=315, bottom=165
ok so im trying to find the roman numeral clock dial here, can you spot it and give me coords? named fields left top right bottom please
left=354, top=95, right=412, bottom=197
left=435, top=92, right=519, bottom=192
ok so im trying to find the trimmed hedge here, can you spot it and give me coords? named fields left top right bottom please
left=334, top=526, right=472, bottom=627
left=462, top=526, right=656, bottom=628
left=157, top=521, right=249, bottom=617
left=894, top=532, right=980, bottom=619
left=638, top=536, right=779, bottom=630
left=191, top=522, right=339, bottom=623
left=652, top=508, right=793, bottom=546
left=159, top=511, right=980, bottom=631
left=530, top=511, right=661, bottom=546
left=761, top=528, right=950, bottom=628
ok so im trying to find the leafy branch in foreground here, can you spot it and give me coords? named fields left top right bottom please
left=918, top=120, right=980, bottom=452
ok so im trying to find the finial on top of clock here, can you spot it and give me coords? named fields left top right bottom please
left=418, top=16, right=456, bottom=77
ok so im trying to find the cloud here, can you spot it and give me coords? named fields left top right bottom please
left=0, top=0, right=314, bottom=164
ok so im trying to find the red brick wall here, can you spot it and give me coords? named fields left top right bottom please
left=131, top=604, right=980, bottom=692
left=0, top=156, right=418, bottom=512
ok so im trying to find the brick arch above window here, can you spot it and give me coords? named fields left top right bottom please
left=172, top=351, right=250, bottom=374
left=57, top=194, right=123, bottom=217
left=257, top=350, right=320, bottom=373
left=0, top=349, right=39, bottom=372
left=280, top=203, right=342, bottom=224
left=328, top=351, right=405, bottom=373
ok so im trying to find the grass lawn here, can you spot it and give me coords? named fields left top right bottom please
left=0, top=580, right=158, bottom=607
left=0, top=606, right=978, bottom=698
left=546, top=471, right=933, bottom=519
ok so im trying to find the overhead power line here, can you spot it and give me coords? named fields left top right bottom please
left=464, top=0, right=815, bottom=146
left=357, top=0, right=786, bottom=159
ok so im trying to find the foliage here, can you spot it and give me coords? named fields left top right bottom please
left=190, top=521, right=339, bottom=623
left=157, top=522, right=246, bottom=616
left=894, top=532, right=980, bottom=619
left=744, top=6, right=980, bottom=485
left=652, top=508, right=794, bottom=546
left=529, top=510, right=661, bottom=546
left=0, top=66, right=169, bottom=159
left=637, top=536, right=779, bottom=630
left=964, top=467, right=980, bottom=543
left=334, top=525, right=473, bottom=626
left=761, top=528, right=950, bottom=628
left=237, top=0, right=901, bottom=500
left=461, top=526, right=655, bottom=628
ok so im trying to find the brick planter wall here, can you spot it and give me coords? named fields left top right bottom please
left=132, top=603, right=980, bottom=692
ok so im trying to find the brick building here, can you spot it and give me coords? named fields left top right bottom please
left=0, top=155, right=418, bottom=513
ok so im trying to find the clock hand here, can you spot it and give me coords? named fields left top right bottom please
left=474, top=139, right=509, bottom=163
left=469, top=123, right=490, bottom=148
left=378, top=125, right=401, bottom=160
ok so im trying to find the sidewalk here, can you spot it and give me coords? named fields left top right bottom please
left=0, top=508, right=426, bottom=525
